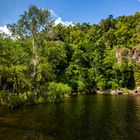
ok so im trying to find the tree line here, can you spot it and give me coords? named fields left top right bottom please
left=0, top=5, right=140, bottom=108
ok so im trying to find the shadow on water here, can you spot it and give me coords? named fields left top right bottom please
left=0, top=95, right=140, bottom=140
left=122, top=97, right=140, bottom=140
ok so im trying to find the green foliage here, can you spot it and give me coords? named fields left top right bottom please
left=8, top=95, right=24, bottom=109
left=26, top=91, right=37, bottom=105
left=0, top=91, right=24, bottom=109
left=1, top=5, right=140, bottom=108
left=0, top=90, right=10, bottom=104
left=7, top=5, right=52, bottom=39
left=47, top=82, right=71, bottom=102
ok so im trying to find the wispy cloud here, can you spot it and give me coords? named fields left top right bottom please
left=0, top=25, right=11, bottom=35
left=50, top=9, right=58, bottom=18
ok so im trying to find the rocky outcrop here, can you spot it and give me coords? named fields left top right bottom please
left=131, top=87, right=140, bottom=95
left=115, top=48, right=129, bottom=64
left=115, top=46, right=140, bottom=67
left=97, top=88, right=140, bottom=96
left=131, top=47, right=140, bottom=67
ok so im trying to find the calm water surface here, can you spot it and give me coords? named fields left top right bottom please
left=0, top=95, right=140, bottom=140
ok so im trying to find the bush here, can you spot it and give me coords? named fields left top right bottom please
left=8, top=95, right=24, bottom=109
left=26, top=91, right=37, bottom=105
left=47, top=82, right=72, bottom=102
left=0, top=90, right=10, bottom=105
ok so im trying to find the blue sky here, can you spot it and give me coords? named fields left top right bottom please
left=0, top=0, right=140, bottom=26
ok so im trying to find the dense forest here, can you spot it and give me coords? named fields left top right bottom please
left=1, top=5, right=140, bottom=108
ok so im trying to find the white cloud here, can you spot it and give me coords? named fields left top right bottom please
left=50, top=9, right=74, bottom=26
left=54, top=17, right=74, bottom=26
left=0, top=10, right=73, bottom=37
left=0, top=25, right=11, bottom=35
left=50, top=9, right=58, bottom=18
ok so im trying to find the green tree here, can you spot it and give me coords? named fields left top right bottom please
left=8, top=5, right=53, bottom=90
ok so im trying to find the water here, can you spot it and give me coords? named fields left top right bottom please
left=0, top=95, right=140, bottom=140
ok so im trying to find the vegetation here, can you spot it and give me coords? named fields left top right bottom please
left=1, top=5, right=140, bottom=108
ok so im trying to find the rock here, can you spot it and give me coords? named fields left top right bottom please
left=132, top=87, right=140, bottom=95
left=115, top=46, right=140, bottom=68
left=97, top=90, right=104, bottom=95
left=117, top=90, right=123, bottom=95
left=116, top=48, right=129, bottom=64
left=110, top=90, right=118, bottom=95
left=131, top=47, right=140, bottom=67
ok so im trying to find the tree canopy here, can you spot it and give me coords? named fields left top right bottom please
left=1, top=5, right=140, bottom=107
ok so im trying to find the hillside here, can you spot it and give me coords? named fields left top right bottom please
left=1, top=5, right=140, bottom=107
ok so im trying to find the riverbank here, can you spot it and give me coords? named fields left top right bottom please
left=1, top=87, right=140, bottom=109
left=97, top=87, right=140, bottom=96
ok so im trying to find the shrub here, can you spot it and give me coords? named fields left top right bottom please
left=0, top=90, right=10, bottom=105
left=8, top=95, right=24, bottom=109
left=47, top=82, right=72, bottom=102
left=26, top=91, right=37, bottom=105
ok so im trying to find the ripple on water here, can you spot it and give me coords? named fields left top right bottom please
left=0, top=95, right=140, bottom=140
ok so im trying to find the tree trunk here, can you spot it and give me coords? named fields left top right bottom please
left=32, top=37, right=38, bottom=90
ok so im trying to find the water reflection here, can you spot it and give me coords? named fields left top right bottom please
left=0, top=95, right=140, bottom=140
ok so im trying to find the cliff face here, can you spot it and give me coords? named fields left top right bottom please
left=115, top=46, right=140, bottom=87
left=131, top=47, right=140, bottom=66
left=115, top=48, right=129, bottom=64
left=115, top=46, right=140, bottom=67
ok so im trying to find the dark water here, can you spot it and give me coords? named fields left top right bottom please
left=0, top=95, right=140, bottom=140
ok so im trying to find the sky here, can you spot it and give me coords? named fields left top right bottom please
left=0, top=0, right=140, bottom=33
